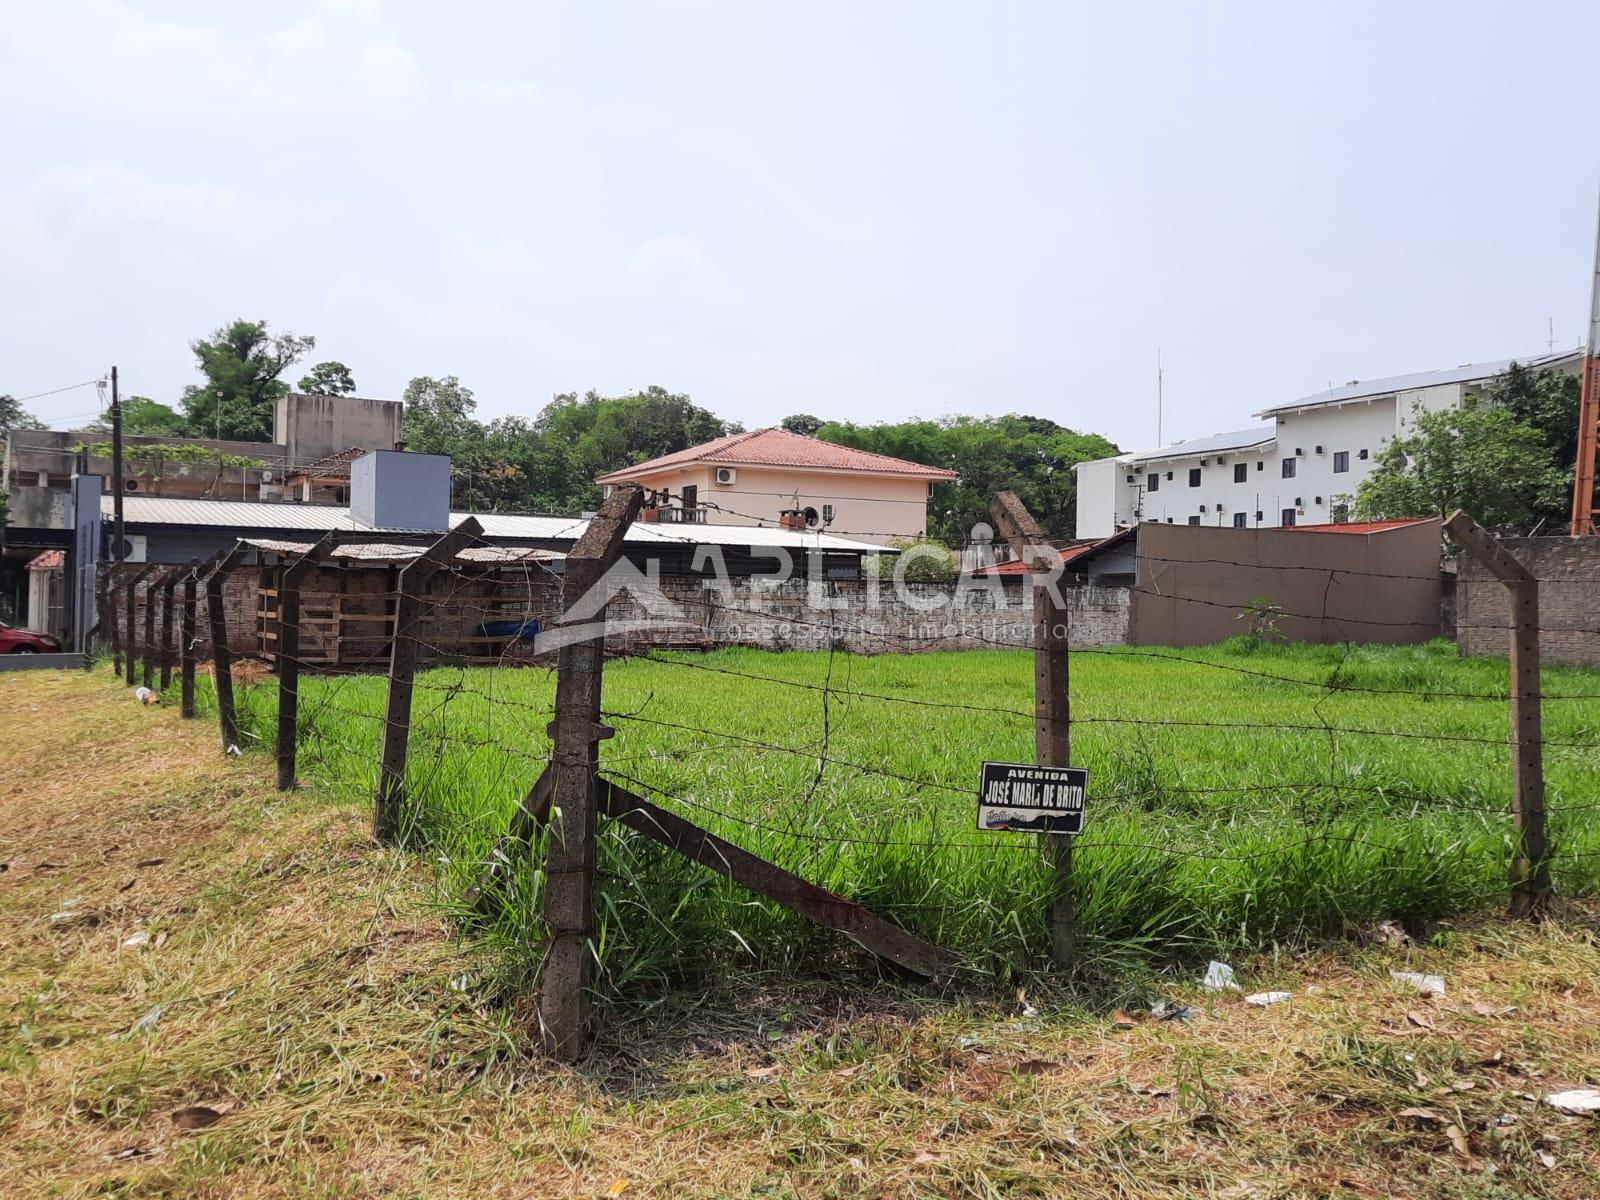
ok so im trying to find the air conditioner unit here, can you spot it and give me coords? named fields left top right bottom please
left=1200, top=458, right=1210, bottom=466
left=713, top=467, right=737, bottom=485
left=117, top=534, right=148, bottom=563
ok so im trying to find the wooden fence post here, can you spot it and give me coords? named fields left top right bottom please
left=159, top=563, right=188, bottom=692
left=539, top=484, right=643, bottom=1061
left=124, top=564, right=156, bottom=686
left=141, top=566, right=163, bottom=689
left=179, top=555, right=215, bottom=720
left=277, top=533, right=338, bottom=791
left=990, top=491, right=1075, bottom=969
left=1444, top=512, right=1550, bottom=915
left=207, top=544, right=247, bottom=754
left=374, top=519, right=484, bottom=844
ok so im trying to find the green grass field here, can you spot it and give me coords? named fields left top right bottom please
left=225, top=639, right=1600, bottom=999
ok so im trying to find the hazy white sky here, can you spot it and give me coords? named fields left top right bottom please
left=3, top=0, right=1597, bottom=452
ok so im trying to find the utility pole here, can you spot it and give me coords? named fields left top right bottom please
left=1572, top=191, right=1600, bottom=536
left=110, top=366, right=125, bottom=563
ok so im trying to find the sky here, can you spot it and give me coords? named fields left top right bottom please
left=3, top=0, right=1598, bottom=453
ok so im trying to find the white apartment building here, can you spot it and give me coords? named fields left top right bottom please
left=1075, top=350, right=1581, bottom=539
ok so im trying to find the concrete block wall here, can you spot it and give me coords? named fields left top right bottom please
left=606, top=576, right=1130, bottom=654
left=1457, top=537, right=1600, bottom=668
left=108, top=570, right=258, bottom=663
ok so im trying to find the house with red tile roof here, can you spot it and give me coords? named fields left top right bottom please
left=595, top=427, right=956, bottom=543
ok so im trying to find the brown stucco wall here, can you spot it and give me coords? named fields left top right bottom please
left=1129, top=520, right=1443, bottom=647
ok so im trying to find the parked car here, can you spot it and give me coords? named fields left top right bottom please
left=0, top=622, right=62, bottom=654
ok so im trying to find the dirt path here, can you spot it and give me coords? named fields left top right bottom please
left=3, top=669, right=1599, bottom=1198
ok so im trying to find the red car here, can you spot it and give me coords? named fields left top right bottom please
left=0, top=622, right=62, bottom=654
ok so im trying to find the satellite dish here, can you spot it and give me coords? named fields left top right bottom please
left=803, top=506, right=819, bottom=528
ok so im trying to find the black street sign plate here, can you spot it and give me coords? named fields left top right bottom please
left=977, top=761, right=1087, bottom=834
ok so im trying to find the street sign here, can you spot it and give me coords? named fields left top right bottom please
left=977, top=761, right=1087, bottom=834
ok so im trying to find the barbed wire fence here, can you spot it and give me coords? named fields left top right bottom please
left=96, top=489, right=1600, bottom=1061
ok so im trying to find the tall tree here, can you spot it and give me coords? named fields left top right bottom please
left=121, top=396, right=186, bottom=436
left=0, top=394, right=45, bottom=436
left=179, top=319, right=314, bottom=441
left=815, top=414, right=1118, bottom=541
left=401, top=375, right=480, bottom=453
left=780, top=413, right=824, bottom=436
left=1485, top=361, right=1582, bottom=526
left=533, top=386, right=737, bottom=507
left=297, top=361, right=358, bottom=396
left=1354, top=402, right=1567, bottom=531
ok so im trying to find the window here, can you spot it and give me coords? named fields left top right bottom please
left=1187, top=515, right=1201, bottom=526
left=1280, top=508, right=1296, bottom=527
left=1332, top=501, right=1350, bottom=524
left=1233, top=463, right=1248, bottom=483
left=1188, top=468, right=1201, bottom=487
left=1166, top=517, right=1174, bottom=523
left=1146, top=473, right=1160, bottom=493
left=1232, top=512, right=1247, bottom=528
left=682, top=484, right=698, bottom=509
left=1256, top=460, right=1264, bottom=471
left=1166, top=471, right=1174, bottom=481
left=1281, top=458, right=1297, bottom=479
left=1333, top=451, right=1350, bottom=473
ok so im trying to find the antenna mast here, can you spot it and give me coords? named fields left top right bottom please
left=1156, top=349, right=1164, bottom=447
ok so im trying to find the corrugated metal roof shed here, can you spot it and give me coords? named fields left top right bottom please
left=240, top=536, right=564, bottom=565
left=109, top=496, right=889, bottom=552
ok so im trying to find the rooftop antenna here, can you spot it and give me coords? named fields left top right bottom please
left=1548, top=316, right=1556, bottom=352
left=1156, top=349, right=1164, bottom=446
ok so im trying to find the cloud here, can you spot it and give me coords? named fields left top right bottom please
left=0, top=161, right=247, bottom=281
left=26, top=162, right=242, bottom=233
left=0, top=0, right=424, bottom=113
left=455, top=80, right=540, bottom=105
left=629, top=236, right=706, bottom=276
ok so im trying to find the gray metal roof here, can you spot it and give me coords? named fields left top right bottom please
left=109, top=496, right=889, bottom=553
left=1255, top=349, right=1580, bottom=418
left=1126, top=428, right=1277, bottom=465
left=240, top=537, right=563, bottom=566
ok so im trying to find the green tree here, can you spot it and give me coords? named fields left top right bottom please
left=1485, top=361, right=1582, bottom=526
left=780, top=413, right=824, bottom=436
left=0, top=394, right=45, bottom=436
left=120, top=396, right=186, bottom=435
left=401, top=375, right=480, bottom=454
left=179, top=319, right=315, bottom=441
left=533, top=386, right=737, bottom=508
left=814, top=414, right=1118, bottom=542
left=1353, top=402, right=1567, bottom=531
left=297, top=361, right=358, bottom=396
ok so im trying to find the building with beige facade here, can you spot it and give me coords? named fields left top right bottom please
left=595, top=427, right=956, bottom=544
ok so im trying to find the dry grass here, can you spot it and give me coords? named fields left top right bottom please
left=3, top=668, right=1600, bottom=1198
